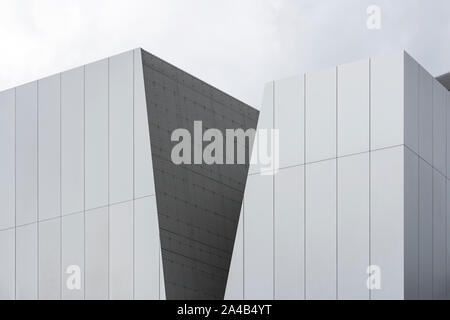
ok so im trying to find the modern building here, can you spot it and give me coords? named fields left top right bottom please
left=225, top=50, right=450, bottom=300
left=0, top=48, right=258, bottom=300
left=1, top=49, right=450, bottom=300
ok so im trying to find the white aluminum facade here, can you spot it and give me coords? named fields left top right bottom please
left=2, top=49, right=450, bottom=300
left=226, top=51, right=450, bottom=300
left=0, top=49, right=165, bottom=300
left=0, top=47, right=257, bottom=300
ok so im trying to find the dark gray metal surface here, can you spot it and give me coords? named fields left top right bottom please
left=141, top=49, right=258, bottom=300
left=436, top=72, right=450, bottom=91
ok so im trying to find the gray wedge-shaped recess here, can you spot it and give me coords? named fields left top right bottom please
left=436, top=72, right=450, bottom=91
left=141, top=49, right=259, bottom=300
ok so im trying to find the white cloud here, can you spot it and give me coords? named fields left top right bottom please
left=0, top=0, right=449, bottom=108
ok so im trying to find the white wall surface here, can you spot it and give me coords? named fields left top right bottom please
left=404, top=147, right=419, bottom=300
left=227, top=51, right=450, bottom=300
left=274, top=166, right=304, bottom=300
left=305, top=159, right=336, bottom=300
left=337, top=59, right=369, bottom=157
left=243, top=173, right=273, bottom=299
left=61, top=67, right=84, bottom=216
left=85, top=59, right=109, bottom=210
left=305, top=67, right=336, bottom=163
left=0, top=89, right=15, bottom=230
left=16, top=224, right=38, bottom=299
left=38, top=75, right=61, bottom=221
left=0, top=49, right=164, bottom=300
left=0, top=229, right=15, bottom=299
left=109, top=51, right=134, bottom=204
left=39, top=218, right=61, bottom=299
left=337, top=153, right=369, bottom=300
left=16, top=82, right=38, bottom=226
left=274, top=76, right=304, bottom=167
left=370, top=146, right=404, bottom=300
left=370, top=51, right=404, bottom=150
left=85, top=207, right=108, bottom=300
left=2, top=48, right=450, bottom=300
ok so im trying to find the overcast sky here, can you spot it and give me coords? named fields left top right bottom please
left=0, top=0, right=449, bottom=108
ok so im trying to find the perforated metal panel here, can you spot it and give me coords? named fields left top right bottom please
left=141, top=50, right=258, bottom=300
